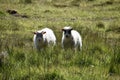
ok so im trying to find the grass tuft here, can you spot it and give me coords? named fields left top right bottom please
left=109, top=46, right=120, bottom=75
left=19, top=0, right=32, bottom=4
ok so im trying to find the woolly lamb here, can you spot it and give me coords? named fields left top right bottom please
left=61, top=26, right=82, bottom=50
left=33, top=28, right=56, bottom=50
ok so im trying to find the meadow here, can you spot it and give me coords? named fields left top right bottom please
left=0, top=0, right=120, bottom=80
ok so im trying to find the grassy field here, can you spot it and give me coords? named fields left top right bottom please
left=0, top=0, right=120, bottom=80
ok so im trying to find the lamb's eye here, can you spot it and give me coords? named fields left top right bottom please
left=68, top=30, right=71, bottom=34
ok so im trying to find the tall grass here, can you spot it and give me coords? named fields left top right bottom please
left=0, top=0, right=120, bottom=80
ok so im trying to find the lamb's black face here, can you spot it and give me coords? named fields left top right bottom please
left=63, top=29, right=72, bottom=38
left=36, top=33, right=43, bottom=41
left=34, top=31, right=46, bottom=42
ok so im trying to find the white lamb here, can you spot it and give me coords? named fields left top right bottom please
left=33, top=28, right=56, bottom=50
left=61, top=26, right=82, bottom=50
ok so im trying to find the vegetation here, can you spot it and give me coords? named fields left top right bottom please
left=0, top=0, right=120, bottom=80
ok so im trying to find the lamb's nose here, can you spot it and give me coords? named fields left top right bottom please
left=38, top=39, right=41, bottom=41
left=66, top=35, right=69, bottom=38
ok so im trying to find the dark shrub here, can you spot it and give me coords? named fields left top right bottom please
left=38, top=72, right=65, bottom=80
left=96, top=22, right=105, bottom=29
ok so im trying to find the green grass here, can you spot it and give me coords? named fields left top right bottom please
left=0, top=0, right=120, bottom=80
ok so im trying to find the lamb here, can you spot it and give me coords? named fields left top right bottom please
left=61, top=26, right=82, bottom=50
left=33, top=28, right=56, bottom=50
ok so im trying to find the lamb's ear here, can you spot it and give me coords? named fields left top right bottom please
left=42, top=31, right=46, bottom=34
left=70, top=27, right=73, bottom=30
left=34, top=32, right=37, bottom=34
left=62, top=29, right=64, bottom=31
